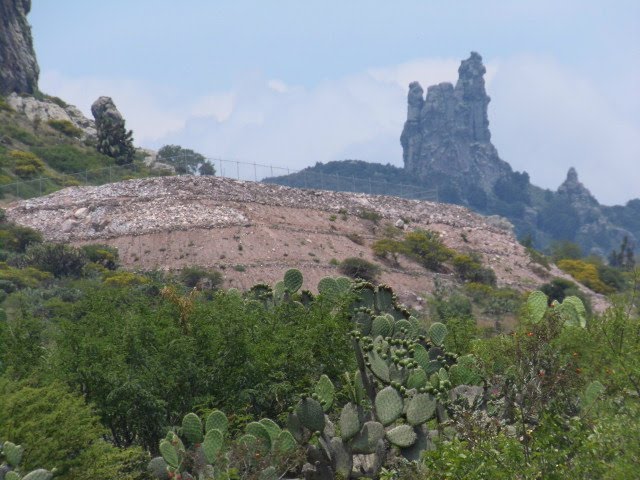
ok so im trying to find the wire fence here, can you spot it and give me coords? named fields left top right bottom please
left=0, top=155, right=438, bottom=202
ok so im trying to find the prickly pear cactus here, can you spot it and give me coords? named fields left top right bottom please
left=284, top=268, right=304, bottom=293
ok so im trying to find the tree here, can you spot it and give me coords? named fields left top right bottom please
left=96, top=117, right=135, bottom=165
left=157, top=145, right=214, bottom=176
left=609, top=236, right=636, bottom=270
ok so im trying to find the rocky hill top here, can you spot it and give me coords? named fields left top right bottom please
left=0, top=0, right=38, bottom=96
left=6, top=175, right=606, bottom=313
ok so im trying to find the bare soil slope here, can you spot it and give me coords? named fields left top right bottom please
left=6, top=175, right=605, bottom=311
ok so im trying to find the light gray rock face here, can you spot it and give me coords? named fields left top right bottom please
left=400, top=52, right=511, bottom=191
left=0, top=0, right=39, bottom=95
left=7, top=93, right=97, bottom=139
left=91, top=96, right=125, bottom=125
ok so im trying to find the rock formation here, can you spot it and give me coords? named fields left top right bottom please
left=400, top=52, right=511, bottom=191
left=0, top=0, right=39, bottom=96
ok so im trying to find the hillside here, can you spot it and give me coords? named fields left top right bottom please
left=6, top=175, right=607, bottom=317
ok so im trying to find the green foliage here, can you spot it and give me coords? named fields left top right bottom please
left=373, top=229, right=453, bottom=272
left=156, top=145, right=212, bottom=175
left=549, top=240, right=583, bottom=262
left=33, top=144, right=114, bottom=173
left=338, top=257, right=381, bottom=282
left=24, top=243, right=87, bottom=278
left=177, top=266, right=222, bottom=290
left=0, top=222, right=42, bottom=253
left=9, top=151, right=46, bottom=178
left=46, top=120, right=82, bottom=138
left=452, top=253, right=497, bottom=286
left=357, top=208, right=382, bottom=223
left=96, top=117, right=134, bottom=165
left=81, top=244, right=119, bottom=270
left=557, top=259, right=614, bottom=294
left=0, top=380, right=149, bottom=479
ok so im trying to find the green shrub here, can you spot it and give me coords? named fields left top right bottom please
left=47, top=119, right=83, bottom=138
left=103, top=271, right=150, bottom=287
left=178, top=266, right=223, bottom=290
left=401, top=229, right=454, bottom=271
left=0, top=380, right=150, bottom=479
left=452, top=253, right=497, bottom=286
left=24, top=243, right=88, bottom=278
left=81, top=244, right=119, bottom=270
left=0, top=224, right=43, bottom=252
left=338, top=257, right=381, bottom=281
left=0, top=262, right=52, bottom=288
left=9, top=150, right=46, bottom=178
left=357, top=208, right=382, bottom=223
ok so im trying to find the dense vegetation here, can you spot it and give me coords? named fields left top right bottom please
left=264, top=160, right=640, bottom=258
left=0, top=212, right=637, bottom=479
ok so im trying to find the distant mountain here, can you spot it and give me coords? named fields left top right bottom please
left=265, top=52, right=639, bottom=257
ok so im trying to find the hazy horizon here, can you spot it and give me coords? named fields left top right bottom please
left=30, top=1, right=639, bottom=205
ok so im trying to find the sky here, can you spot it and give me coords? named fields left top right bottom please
left=30, top=0, right=640, bottom=205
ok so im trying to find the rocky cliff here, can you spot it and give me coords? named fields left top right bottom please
left=400, top=52, right=512, bottom=192
left=0, top=0, right=39, bottom=96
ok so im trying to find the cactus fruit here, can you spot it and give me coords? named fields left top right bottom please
left=406, top=393, right=437, bottom=426
left=202, top=429, right=223, bottom=463
left=205, top=410, right=228, bottom=435
left=375, top=386, right=404, bottom=426
left=283, top=268, right=303, bottom=293
left=159, top=440, right=179, bottom=468
left=3, top=442, right=24, bottom=467
left=315, top=374, right=335, bottom=412
left=428, top=322, right=448, bottom=346
left=296, top=398, right=326, bottom=432
left=181, top=412, right=203, bottom=444
left=339, top=402, right=361, bottom=441
left=527, top=290, right=548, bottom=324
left=386, top=424, right=417, bottom=447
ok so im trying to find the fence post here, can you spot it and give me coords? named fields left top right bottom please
left=16, top=181, right=18, bottom=198
left=236, top=161, right=240, bottom=180
left=253, top=162, right=257, bottom=182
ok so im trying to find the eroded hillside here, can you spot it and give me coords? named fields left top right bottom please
left=6, top=175, right=605, bottom=312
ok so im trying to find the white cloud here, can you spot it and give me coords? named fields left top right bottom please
left=40, top=55, right=639, bottom=205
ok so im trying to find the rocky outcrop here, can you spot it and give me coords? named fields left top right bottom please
left=557, top=168, right=633, bottom=255
left=91, top=96, right=125, bottom=126
left=400, top=52, right=511, bottom=191
left=0, top=0, right=39, bottom=95
left=7, top=93, right=97, bottom=139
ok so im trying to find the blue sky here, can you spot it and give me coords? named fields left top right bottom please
left=30, top=1, right=640, bottom=204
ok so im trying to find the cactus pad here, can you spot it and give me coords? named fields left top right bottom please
left=159, top=440, right=179, bottom=468
left=5, top=472, right=20, bottom=480
left=559, top=296, right=587, bottom=328
left=2, top=442, right=23, bottom=467
left=413, top=344, right=430, bottom=371
left=375, top=386, right=403, bottom=426
left=148, top=457, right=169, bottom=480
left=367, top=349, right=390, bottom=382
left=375, top=285, right=394, bottom=312
left=406, top=393, right=437, bottom=425
left=274, top=430, right=297, bottom=454
left=296, top=398, right=326, bottom=432
left=284, top=269, right=303, bottom=293
left=22, top=471, right=53, bottom=480
left=318, top=277, right=340, bottom=298
left=371, top=315, right=393, bottom=338
left=181, top=412, right=203, bottom=444
left=354, top=311, right=372, bottom=334
left=527, top=290, right=548, bottom=324
left=386, top=424, right=417, bottom=447
left=394, top=319, right=412, bottom=337
left=315, top=374, right=335, bottom=412
left=246, top=422, right=272, bottom=452
left=330, top=437, right=353, bottom=478
left=205, top=410, right=228, bottom=435
left=258, top=418, right=282, bottom=445
left=202, top=429, right=224, bottom=463
left=350, top=421, right=385, bottom=454
left=339, top=402, right=361, bottom=441
left=407, top=367, right=428, bottom=389
left=428, top=322, right=448, bottom=346
left=287, top=412, right=305, bottom=443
